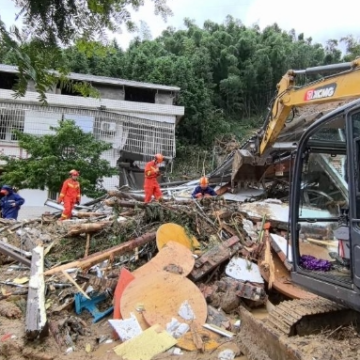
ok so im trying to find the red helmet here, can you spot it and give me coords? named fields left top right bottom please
left=200, top=177, right=209, bottom=187
left=154, top=153, right=164, bottom=163
left=69, top=169, right=79, bottom=176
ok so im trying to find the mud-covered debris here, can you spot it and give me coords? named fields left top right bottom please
left=217, top=277, right=267, bottom=303
left=207, top=305, right=231, bottom=329
left=22, top=348, right=55, bottom=360
left=219, top=289, right=241, bottom=313
left=0, top=301, right=22, bottom=319
left=190, top=236, right=243, bottom=281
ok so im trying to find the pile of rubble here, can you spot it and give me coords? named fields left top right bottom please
left=0, top=189, right=340, bottom=360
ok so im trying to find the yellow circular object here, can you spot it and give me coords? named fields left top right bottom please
left=120, top=271, right=207, bottom=329
left=133, top=241, right=195, bottom=278
left=156, top=223, right=200, bottom=251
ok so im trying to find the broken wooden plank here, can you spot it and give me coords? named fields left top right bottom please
left=61, top=270, right=90, bottom=299
left=0, top=241, right=31, bottom=267
left=190, top=236, right=242, bottom=281
left=25, top=245, right=49, bottom=340
left=190, top=323, right=204, bottom=352
left=44, top=232, right=156, bottom=276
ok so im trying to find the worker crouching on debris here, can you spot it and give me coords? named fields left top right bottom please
left=144, top=153, right=164, bottom=203
left=0, top=185, right=25, bottom=220
left=57, top=169, right=81, bottom=220
left=192, top=177, right=217, bottom=199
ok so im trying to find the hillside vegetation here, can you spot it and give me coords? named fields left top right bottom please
left=1, top=16, right=359, bottom=174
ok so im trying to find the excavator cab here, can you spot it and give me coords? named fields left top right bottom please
left=290, top=98, right=360, bottom=311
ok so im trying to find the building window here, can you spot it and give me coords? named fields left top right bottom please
left=11, top=123, right=24, bottom=141
left=0, top=110, right=25, bottom=142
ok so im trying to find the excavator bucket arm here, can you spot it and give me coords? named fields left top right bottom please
left=233, top=59, right=360, bottom=188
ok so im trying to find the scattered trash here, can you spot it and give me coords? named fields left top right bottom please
left=218, top=349, right=236, bottom=360
left=300, top=255, right=332, bottom=271
left=113, top=324, right=177, bottom=360
left=178, top=300, right=195, bottom=321
left=74, top=292, right=114, bottom=323
left=108, top=313, right=142, bottom=341
left=225, top=257, right=264, bottom=283
left=203, top=323, right=234, bottom=338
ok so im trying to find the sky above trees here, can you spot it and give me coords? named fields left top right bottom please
left=1, top=0, right=359, bottom=50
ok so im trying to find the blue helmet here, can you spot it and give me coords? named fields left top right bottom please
left=1, top=185, right=12, bottom=192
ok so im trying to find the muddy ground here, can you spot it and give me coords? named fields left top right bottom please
left=0, top=299, right=246, bottom=360
left=2, top=291, right=360, bottom=360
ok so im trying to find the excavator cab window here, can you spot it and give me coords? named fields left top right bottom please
left=292, top=113, right=352, bottom=289
left=347, top=110, right=360, bottom=291
left=290, top=104, right=360, bottom=309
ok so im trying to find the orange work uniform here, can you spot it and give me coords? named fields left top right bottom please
left=58, top=178, right=81, bottom=220
left=144, top=160, right=162, bottom=203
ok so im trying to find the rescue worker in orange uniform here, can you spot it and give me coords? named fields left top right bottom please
left=192, top=177, right=217, bottom=199
left=144, top=154, right=163, bottom=203
left=57, top=169, right=81, bottom=220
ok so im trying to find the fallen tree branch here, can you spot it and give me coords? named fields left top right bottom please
left=104, top=198, right=145, bottom=208
left=75, top=211, right=107, bottom=218
left=66, top=221, right=113, bottom=236
left=108, top=190, right=144, bottom=202
left=43, top=232, right=156, bottom=276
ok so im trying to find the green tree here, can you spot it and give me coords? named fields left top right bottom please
left=1, top=14, right=352, bottom=151
left=0, top=120, right=117, bottom=198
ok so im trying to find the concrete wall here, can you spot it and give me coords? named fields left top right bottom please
left=155, top=92, right=174, bottom=105
left=94, top=84, right=125, bottom=101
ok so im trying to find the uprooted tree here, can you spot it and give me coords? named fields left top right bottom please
left=0, top=120, right=117, bottom=198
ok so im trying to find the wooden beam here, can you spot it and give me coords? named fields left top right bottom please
left=25, top=245, right=48, bottom=340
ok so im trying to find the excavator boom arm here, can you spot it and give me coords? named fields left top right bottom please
left=259, top=59, right=360, bottom=155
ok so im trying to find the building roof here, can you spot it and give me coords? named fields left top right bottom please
left=0, top=89, right=185, bottom=120
left=0, top=64, right=181, bottom=92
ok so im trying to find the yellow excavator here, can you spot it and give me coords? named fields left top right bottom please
left=232, top=59, right=360, bottom=358
left=232, top=58, right=360, bottom=188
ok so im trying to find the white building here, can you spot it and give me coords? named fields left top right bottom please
left=0, top=64, right=184, bottom=211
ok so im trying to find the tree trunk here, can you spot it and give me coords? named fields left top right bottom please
left=44, top=232, right=156, bottom=276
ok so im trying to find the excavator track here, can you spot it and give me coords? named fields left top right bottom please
left=266, top=297, right=346, bottom=336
